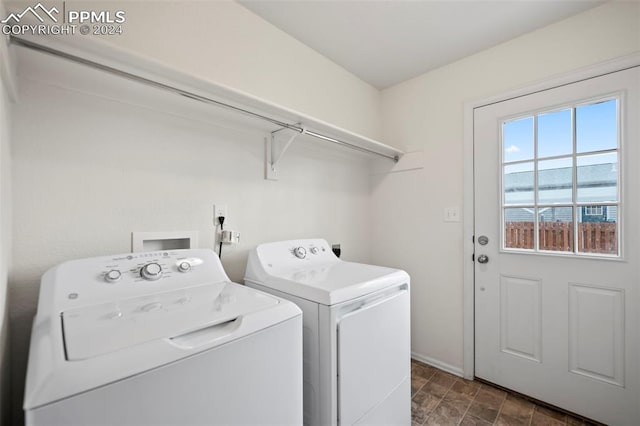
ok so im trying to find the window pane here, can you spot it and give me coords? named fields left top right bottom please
left=576, top=99, right=617, bottom=153
left=577, top=153, right=617, bottom=203
left=504, top=208, right=535, bottom=249
left=538, top=207, right=573, bottom=252
left=503, top=117, right=534, bottom=162
left=538, top=158, right=572, bottom=204
left=538, top=109, right=572, bottom=158
left=500, top=99, right=621, bottom=258
left=578, top=205, right=618, bottom=255
left=504, top=162, right=534, bottom=205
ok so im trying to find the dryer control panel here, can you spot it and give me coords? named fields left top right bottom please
left=286, top=239, right=335, bottom=261
left=288, top=242, right=330, bottom=260
left=256, top=239, right=339, bottom=269
left=244, top=239, right=341, bottom=286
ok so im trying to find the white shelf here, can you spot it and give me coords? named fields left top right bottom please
left=12, top=34, right=403, bottom=178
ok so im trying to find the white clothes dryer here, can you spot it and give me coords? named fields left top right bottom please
left=24, top=249, right=302, bottom=426
left=244, top=239, right=411, bottom=426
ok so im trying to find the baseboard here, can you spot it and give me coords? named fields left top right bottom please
left=411, top=352, right=464, bottom=378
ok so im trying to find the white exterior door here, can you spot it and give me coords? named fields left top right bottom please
left=474, top=67, right=639, bottom=425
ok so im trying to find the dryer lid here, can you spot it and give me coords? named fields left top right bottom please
left=255, top=261, right=409, bottom=305
left=245, top=239, right=409, bottom=305
left=62, top=282, right=279, bottom=360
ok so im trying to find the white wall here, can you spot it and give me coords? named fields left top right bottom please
left=0, top=96, right=8, bottom=426
left=5, top=0, right=380, bottom=138
left=8, top=46, right=374, bottom=424
left=373, top=1, right=640, bottom=373
left=78, top=0, right=382, bottom=141
left=0, top=89, right=9, bottom=426
left=0, top=94, right=8, bottom=426
left=0, top=0, right=14, bottom=419
left=5, top=2, right=383, bottom=423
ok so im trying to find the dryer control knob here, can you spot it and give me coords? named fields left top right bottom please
left=140, top=263, right=163, bottom=281
left=293, top=247, right=307, bottom=259
left=310, top=247, right=319, bottom=255
left=105, top=269, right=122, bottom=283
left=177, top=261, right=191, bottom=273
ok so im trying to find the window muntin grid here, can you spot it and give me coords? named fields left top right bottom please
left=501, top=97, right=620, bottom=257
left=585, top=206, right=604, bottom=216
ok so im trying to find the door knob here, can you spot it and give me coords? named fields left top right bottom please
left=477, top=254, right=489, bottom=264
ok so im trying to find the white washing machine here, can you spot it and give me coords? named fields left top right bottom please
left=244, top=239, right=411, bottom=426
left=24, top=249, right=303, bottom=426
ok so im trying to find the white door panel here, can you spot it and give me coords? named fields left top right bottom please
left=474, top=67, right=639, bottom=425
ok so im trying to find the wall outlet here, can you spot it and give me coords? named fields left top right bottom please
left=213, top=204, right=228, bottom=220
left=444, top=207, right=460, bottom=222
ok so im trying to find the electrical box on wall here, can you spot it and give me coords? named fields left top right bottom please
left=213, top=203, right=240, bottom=245
left=131, top=231, right=199, bottom=252
left=221, top=230, right=240, bottom=244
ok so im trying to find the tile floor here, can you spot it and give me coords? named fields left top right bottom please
left=411, top=359, right=597, bottom=426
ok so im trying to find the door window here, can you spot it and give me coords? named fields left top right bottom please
left=502, top=98, right=620, bottom=256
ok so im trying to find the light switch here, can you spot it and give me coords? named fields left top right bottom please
left=444, top=207, right=460, bottom=222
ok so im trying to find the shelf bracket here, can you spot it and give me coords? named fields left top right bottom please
left=265, top=126, right=304, bottom=180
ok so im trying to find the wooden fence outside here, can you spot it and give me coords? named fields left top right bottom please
left=505, top=222, right=617, bottom=254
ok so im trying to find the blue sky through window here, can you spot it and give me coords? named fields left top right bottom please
left=538, top=109, right=572, bottom=158
left=503, top=98, right=617, bottom=162
left=577, top=99, right=617, bottom=153
left=503, top=117, right=533, bottom=162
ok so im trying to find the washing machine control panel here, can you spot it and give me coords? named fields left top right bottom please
left=97, top=252, right=209, bottom=285
left=46, top=249, right=229, bottom=312
left=104, top=269, right=122, bottom=283
left=140, top=262, right=163, bottom=281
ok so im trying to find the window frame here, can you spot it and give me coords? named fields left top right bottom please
left=499, top=93, right=623, bottom=259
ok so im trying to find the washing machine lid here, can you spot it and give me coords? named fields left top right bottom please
left=62, top=281, right=279, bottom=361
left=249, top=261, right=409, bottom=305
left=26, top=281, right=300, bottom=410
left=25, top=249, right=303, bottom=410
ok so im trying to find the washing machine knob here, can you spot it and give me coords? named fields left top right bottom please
left=177, top=261, right=191, bottom=272
left=293, top=247, right=307, bottom=259
left=140, top=263, right=163, bottom=281
left=105, top=269, right=122, bottom=283
left=310, top=247, right=319, bottom=255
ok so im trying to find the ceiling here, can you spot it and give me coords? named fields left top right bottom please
left=239, top=0, right=605, bottom=89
